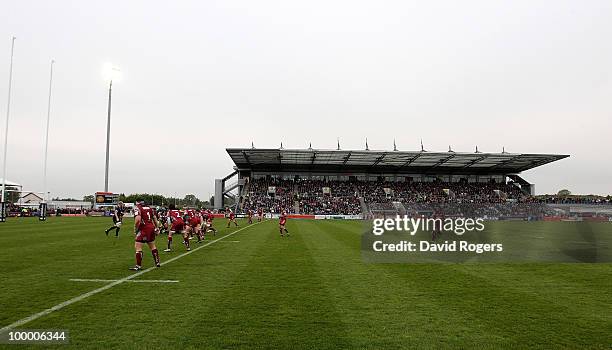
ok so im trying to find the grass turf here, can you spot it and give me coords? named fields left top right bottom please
left=0, top=217, right=610, bottom=349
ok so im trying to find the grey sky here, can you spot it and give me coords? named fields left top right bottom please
left=1, top=0, right=611, bottom=199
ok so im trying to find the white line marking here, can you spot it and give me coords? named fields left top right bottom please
left=220, top=240, right=241, bottom=243
left=70, top=279, right=179, bottom=283
left=0, top=221, right=262, bottom=331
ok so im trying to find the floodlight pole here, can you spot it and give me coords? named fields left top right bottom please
left=40, top=59, right=54, bottom=221
left=104, top=79, right=112, bottom=192
left=43, top=60, right=55, bottom=200
left=1, top=37, right=16, bottom=223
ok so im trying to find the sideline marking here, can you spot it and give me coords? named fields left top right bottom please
left=0, top=221, right=263, bottom=331
left=70, top=279, right=179, bottom=283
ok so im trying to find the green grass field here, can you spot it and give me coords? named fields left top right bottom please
left=0, top=217, right=610, bottom=349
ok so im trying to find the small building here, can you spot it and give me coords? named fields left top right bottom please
left=16, top=192, right=43, bottom=208
left=0, top=178, right=23, bottom=202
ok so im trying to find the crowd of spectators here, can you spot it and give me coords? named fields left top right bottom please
left=401, top=202, right=556, bottom=219
left=242, top=178, right=296, bottom=214
left=367, top=202, right=397, bottom=213
left=535, top=195, right=612, bottom=205
left=55, top=208, right=90, bottom=215
left=298, top=195, right=361, bottom=215
left=5, top=206, right=91, bottom=217
left=242, top=178, right=361, bottom=215
left=243, top=196, right=295, bottom=214
left=240, top=178, right=610, bottom=218
left=295, top=179, right=361, bottom=215
left=359, top=179, right=529, bottom=205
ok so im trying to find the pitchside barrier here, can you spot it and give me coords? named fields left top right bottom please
left=260, top=213, right=363, bottom=220
left=224, top=213, right=611, bottom=221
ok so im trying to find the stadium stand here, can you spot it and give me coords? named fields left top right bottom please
left=242, top=178, right=296, bottom=214
left=219, top=147, right=570, bottom=218
left=240, top=177, right=554, bottom=217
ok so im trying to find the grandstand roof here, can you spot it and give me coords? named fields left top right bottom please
left=226, top=148, right=569, bottom=175
left=0, top=178, right=22, bottom=188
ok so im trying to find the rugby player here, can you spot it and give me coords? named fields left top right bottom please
left=247, top=209, right=253, bottom=224
left=104, top=201, right=125, bottom=237
left=226, top=208, right=239, bottom=228
left=186, top=208, right=203, bottom=243
left=130, top=202, right=161, bottom=271
left=158, top=207, right=169, bottom=235
left=204, top=209, right=217, bottom=236
left=257, top=208, right=264, bottom=222
left=182, top=210, right=193, bottom=240
left=164, top=204, right=190, bottom=252
left=279, top=211, right=289, bottom=237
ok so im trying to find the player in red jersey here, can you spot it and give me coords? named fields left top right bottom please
left=279, top=211, right=289, bottom=237
left=247, top=209, right=253, bottom=224
left=186, top=208, right=203, bottom=243
left=226, top=208, right=238, bottom=228
left=257, top=208, right=264, bottom=222
left=204, top=209, right=217, bottom=236
left=164, top=203, right=190, bottom=252
left=183, top=210, right=193, bottom=240
left=195, top=210, right=204, bottom=240
left=130, top=202, right=161, bottom=270
left=200, top=209, right=215, bottom=238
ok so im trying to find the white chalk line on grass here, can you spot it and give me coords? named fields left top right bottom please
left=0, top=221, right=263, bottom=331
left=70, top=279, right=179, bottom=283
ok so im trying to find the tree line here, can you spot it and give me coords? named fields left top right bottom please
left=82, top=193, right=215, bottom=209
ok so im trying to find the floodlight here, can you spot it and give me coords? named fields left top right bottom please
left=102, top=62, right=121, bottom=82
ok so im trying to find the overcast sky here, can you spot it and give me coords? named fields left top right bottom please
left=1, top=0, right=611, bottom=200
